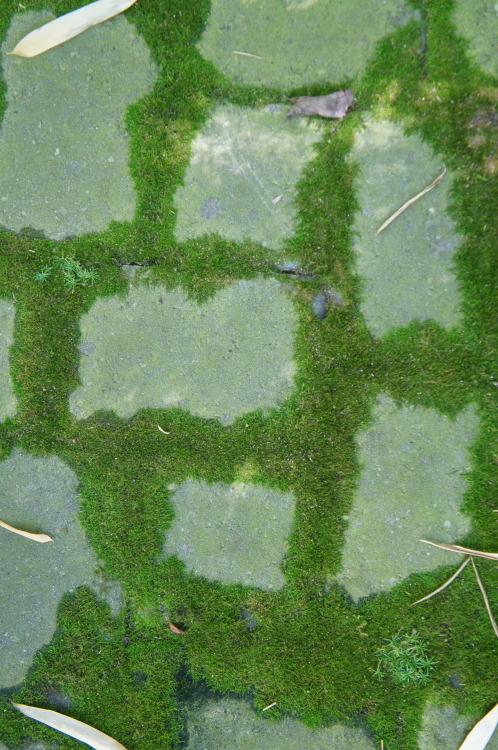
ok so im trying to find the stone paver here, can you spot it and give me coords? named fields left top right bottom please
left=0, top=12, right=157, bottom=239
left=0, top=449, right=121, bottom=689
left=198, top=0, right=417, bottom=88
left=174, top=104, right=321, bottom=249
left=164, top=479, right=295, bottom=590
left=453, top=0, right=498, bottom=77
left=336, top=395, right=478, bottom=601
left=70, top=278, right=297, bottom=423
left=185, top=697, right=375, bottom=750
left=418, top=702, right=498, bottom=750
left=0, top=300, right=17, bottom=420
left=349, top=118, right=462, bottom=337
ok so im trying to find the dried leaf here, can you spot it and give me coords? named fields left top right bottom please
left=412, top=556, right=470, bottom=605
left=8, top=0, right=138, bottom=58
left=287, top=89, right=354, bottom=119
left=376, top=164, right=446, bottom=234
left=0, top=519, right=53, bottom=543
left=13, top=704, right=128, bottom=750
left=458, top=702, right=498, bottom=750
left=420, top=539, right=498, bottom=561
left=471, top=558, right=498, bottom=638
left=157, top=425, right=170, bottom=435
left=233, top=51, right=262, bottom=60
left=168, top=620, right=186, bottom=635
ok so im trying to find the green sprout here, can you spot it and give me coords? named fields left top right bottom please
left=55, top=255, right=98, bottom=291
left=373, top=631, right=436, bottom=685
left=34, top=265, right=53, bottom=283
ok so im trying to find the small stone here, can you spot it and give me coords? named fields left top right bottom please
left=312, top=292, right=328, bottom=319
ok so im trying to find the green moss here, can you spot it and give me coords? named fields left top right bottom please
left=0, top=0, right=495, bottom=749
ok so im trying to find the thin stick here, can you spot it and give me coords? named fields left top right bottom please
left=0, top=519, right=53, bottom=543
left=471, top=557, right=498, bottom=638
left=420, top=539, right=498, bottom=561
left=376, top=164, right=446, bottom=234
left=233, top=51, right=262, bottom=60
left=262, top=702, right=277, bottom=711
left=412, top=557, right=470, bottom=605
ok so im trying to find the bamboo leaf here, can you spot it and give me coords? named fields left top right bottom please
left=458, top=702, right=498, bottom=750
left=8, top=0, right=138, bottom=58
left=420, top=539, right=498, bottom=561
left=471, top=558, right=498, bottom=638
left=412, top=556, right=470, bottom=605
left=13, top=704, right=128, bottom=750
left=168, top=620, right=186, bottom=635
left=0, top=519, right=53, bottom=543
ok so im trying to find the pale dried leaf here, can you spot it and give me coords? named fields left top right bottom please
left=157, top=425, right=170, bottom=435
left=471, top=558, right=498, bottom=638
left=8, top=0, right=138, bottom=58
left=13, top=704, right=128, bottom=750
left=0, top=519, right=53, bottom=543
left=412, top=556, right=470, bottom=605
left=287, top=89, right=354, bottom=119
left=458, top=702, right=498, bottom=750
left=420, top=539, right=498, bottom=561
left=376, top=164, right=446, bottom=234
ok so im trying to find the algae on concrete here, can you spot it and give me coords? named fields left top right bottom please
left=336, top=395, right=479, bottom=601
left=185, top=697, right=376, bottom=750
left=349, top=118, right=462, bottom=338
left=174, top=104, right=322, bottom=250
left=163, top=479, right=295, bottom=590
left=0, top=449, right=121, bottom=689
left=198, top=0, right=417, bottom=88
left=70, top=278, right=297, bottom=423
left=453, top=0, right=498, bottom=77
left=0, top=300, right=17, bottom=420
left=0, top=12, right=157, bottom=239
left=418, top=703, right=498, bottom=750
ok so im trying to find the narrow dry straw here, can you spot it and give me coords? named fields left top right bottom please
left=376, top=164, right=446, bottom=234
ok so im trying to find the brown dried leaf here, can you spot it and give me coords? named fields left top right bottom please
left=168, top=620, right=186, bottom=635
left=287, top=89, right=354, bottom=119
left=420, top=539, right=498, bottom=561
left=412, top=556, right=470, bottom=605
left=0, top=519, right=53, bottom=543
left=13, top=704, right=128, bottom=750
left=8, top=0, right=138, bottom=58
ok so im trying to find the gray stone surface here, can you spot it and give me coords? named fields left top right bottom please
left=418, top=702, right=498, bottom=750
left=70, top=278, right=297, bottom=423
left=198, top=0, right=417, bottom=88
left=0, top=449, right=122, bottom=689
left=349, top=118, right=462, bottom=337
left=453, top=0, right=498, bottom=77
left=0, top=300, right=17, bottom=420
left=0, top=12, right=157, bottom=239
left=185, top=697, right=375, bottom=750
left=174, top=104, right=322, bottom=249
left=336, top=395, right=479, bottom=601
left=164, top=479, right=295, bottom=590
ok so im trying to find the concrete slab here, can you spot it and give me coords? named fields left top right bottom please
left=0, top=300, right=16, bottom=421
left=453, top=0, right=498, bottom=77
left=418, top=702, right=498, bottom=750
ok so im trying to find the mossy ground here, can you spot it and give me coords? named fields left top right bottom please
left=0, top=0, right=496, bottom=749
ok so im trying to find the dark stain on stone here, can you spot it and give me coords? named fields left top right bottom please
left=200, top=198, right=221, bottom=219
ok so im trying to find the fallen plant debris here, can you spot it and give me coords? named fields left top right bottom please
left=287, top=89, right=354, bottom=119
left=0, top=519, right=53, bottom=543
left=376, top=164, right=446, bottom=234
left=414, top=540, right=498, bottom=638
left=458, top=702, right=498, bottom=750
left=8, top=0, right=138, bottom=58
left=168, top=620, right=186, bottom=635
left=13, top=703, right=128, bottom=750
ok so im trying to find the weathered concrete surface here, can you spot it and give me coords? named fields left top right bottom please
left=336, top=395, right=479, bottom=601
left=0, top=12, right=157, bottom=239
left=418, top=702, right=498, bottom=750
left=164, top=479, right=295, bottom=590
left=174, top=104, right=321, bottom=249
left=70, top=278, right=297, bottom=423
left=453, top=0, right=498, bottom=77
left=349, top=118, right=462, bottom=337
left=185, top=697, right=376, bottom=749
left=0, top=300, right=17, bottom=420
left=198, top=0, right=417, bottom=88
